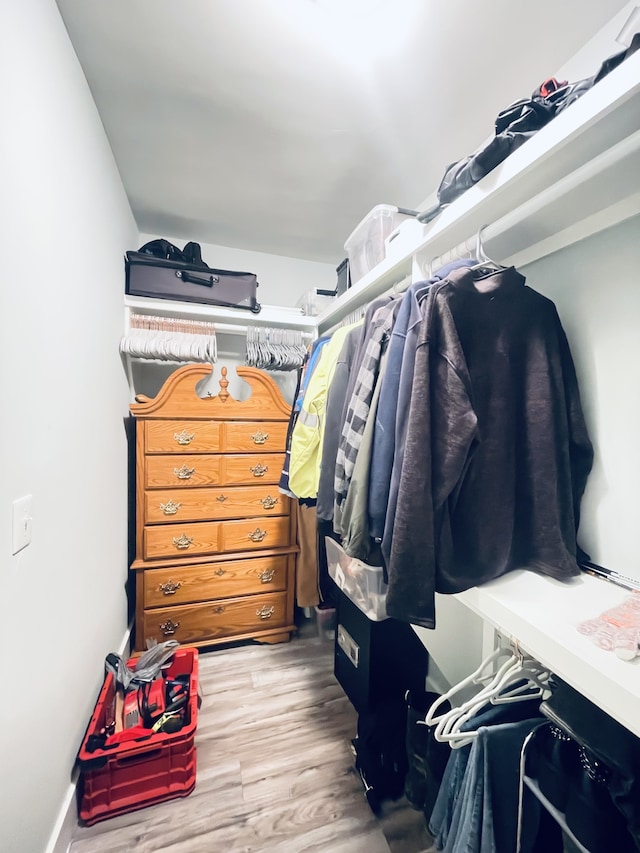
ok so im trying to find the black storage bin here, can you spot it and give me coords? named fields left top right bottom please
left=125, top=251, right=261, bottom=313
left=334, top=587, right=429, bottom=714
left=336, top=258, right=351, bottom=296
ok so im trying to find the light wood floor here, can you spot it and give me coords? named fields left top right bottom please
left=70, top=617, right=435, bottom=853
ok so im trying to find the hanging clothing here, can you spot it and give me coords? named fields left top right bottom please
left=387, top=266, right=593, bottom=628
left=442, top=718, right=545, bottom=853
left=334, top=297, right=400, bottom=533
left=317, top=300, right=390, bottom=523
left=368, top=258, right=478, bottom=558
left=279, top=335, right=331, bottom=499
left=288, top=322, right=360, bottom=500
left=429, top=696, right=544, bottom=853
left=340, top=347, right=389, bottom=561
left=295, top=502, right=320, bottom=607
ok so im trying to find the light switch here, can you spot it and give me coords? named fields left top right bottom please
left=12, top=495, right=33, bottom=555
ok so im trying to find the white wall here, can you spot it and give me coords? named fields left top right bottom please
left=0, top=2, right=139, bottom=851
left=523, top=215, right=640, bottom=580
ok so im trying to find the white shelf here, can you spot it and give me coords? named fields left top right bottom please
left=455, top=571, right=640, bottom=739
left=311, top=52, right=640, bottom=741
left=317, top=49, right=640, bottom=334
left=124, top=294, right=317, bottom=333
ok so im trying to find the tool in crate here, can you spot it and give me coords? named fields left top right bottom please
left=86, top=640, right=190, bottom=751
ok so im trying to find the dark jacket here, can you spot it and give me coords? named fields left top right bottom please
left=386, top=266, right=593, bottom=628
left=316, top=325, right=363, bottom=522
left=368, top=259, right=477, bottom=550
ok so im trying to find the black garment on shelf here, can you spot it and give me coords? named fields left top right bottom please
left=421, top=32, right=640, bottom=219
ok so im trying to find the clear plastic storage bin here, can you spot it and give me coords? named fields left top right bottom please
left=326, top=537, right=388, bottom=621
left=344, top=204, right=418, bottom=284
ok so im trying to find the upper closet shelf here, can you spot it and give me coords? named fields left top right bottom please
left=317, top=49, right=640, bottom=335
left=455, top=571, right=640, bottom=740
left=124, top=294, right=317, bottom=335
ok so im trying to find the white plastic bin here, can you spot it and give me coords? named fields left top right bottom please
left=344, top=204, right=418, bottom=284
left=326, top=537, right=388, bottom=621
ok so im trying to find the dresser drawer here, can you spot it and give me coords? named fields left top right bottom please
left=145, top=486, right=288, bottom=524
left=142, top=592, right=288, bottom=645
left=143, top=555, right=288, bottom=607
left=145, top=420, right=222, bottom=454
left=223, top=454, right=284, bottom=485
left=144, top=516, right=291, bottom=560
left=220, top=516, right=291, bottom=552
left=145, top=454, right=222, bottom=488
left=223, top=422, right=288, bottom=452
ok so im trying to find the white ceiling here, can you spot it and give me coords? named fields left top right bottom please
left=55, top=0, right=627, bottom=265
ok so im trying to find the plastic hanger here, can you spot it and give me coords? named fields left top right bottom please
left=467, top=225, right=506, bottom=276
left=423, top=646, right=507, bottom=726
left=435, top=648, right=551, bottom=749
left=433, top=652, right=525, bottom=743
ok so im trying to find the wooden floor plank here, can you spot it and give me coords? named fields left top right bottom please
left=70, top=619, right=432, bottom=852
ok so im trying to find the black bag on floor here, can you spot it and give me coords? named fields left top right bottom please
left=352, top=698, right=408, bottom=812
left=125, top=238, right=261, bottom=313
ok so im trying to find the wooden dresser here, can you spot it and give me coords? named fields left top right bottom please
left=129, top=363, right=297, bottom=651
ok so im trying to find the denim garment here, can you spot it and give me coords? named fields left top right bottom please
left=429, top=696, right=542, bottom=850
left=442, top=718, right=544, bottom=853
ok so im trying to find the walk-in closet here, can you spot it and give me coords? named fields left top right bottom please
left=2, top=2, right=640, bottom=852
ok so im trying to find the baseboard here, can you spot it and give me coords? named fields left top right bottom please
left=45, top=622, right=133, bottom=853
left=45, top=775, right=79, bottom=853
left=118, top=622, right=133, bottom=657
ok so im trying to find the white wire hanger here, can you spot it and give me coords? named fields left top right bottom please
left=245, top=326, right=306, bottom=371
left=120, top=314, right=217, bottom=363
left=424, top=640, right=551, bottom=750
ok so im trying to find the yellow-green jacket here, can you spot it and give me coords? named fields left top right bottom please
left=289, top=322, right=360, bottom=499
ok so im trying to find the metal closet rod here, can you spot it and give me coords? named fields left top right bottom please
left=216, top=323, right=315, bottom=339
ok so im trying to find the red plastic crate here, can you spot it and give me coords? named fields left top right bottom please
left=77, top=647, right=199, bottom=825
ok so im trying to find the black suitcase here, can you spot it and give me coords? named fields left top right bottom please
left=125, top=251, right=261, bottom=313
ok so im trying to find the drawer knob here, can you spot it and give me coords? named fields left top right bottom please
left=250, top=463, right=268, bottom=478
left=159, top=580, right=182, bottom=596
left=257, top=605, right=275, bottom=620
left=212, top=605, right=226, bottom=614
left=174, top=429, right=195, bottom=446
left=173, top=533, right=194, bottom=550
left=174, top=464, right=195, bottom=480
left=251, top=430, right=269, bottom=445
left=159, top=499, right=182, bottom=516
left=258, top=568, right=275, bottom=584
left=216, top=494, right=228, bottom=502
left=260, top=495, right=278, bottom=510
left=159, top=619, right=180, bottom=636
left=248, top=528, right=267, bottom=543
left=214, top=568, right=226, bottom=576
